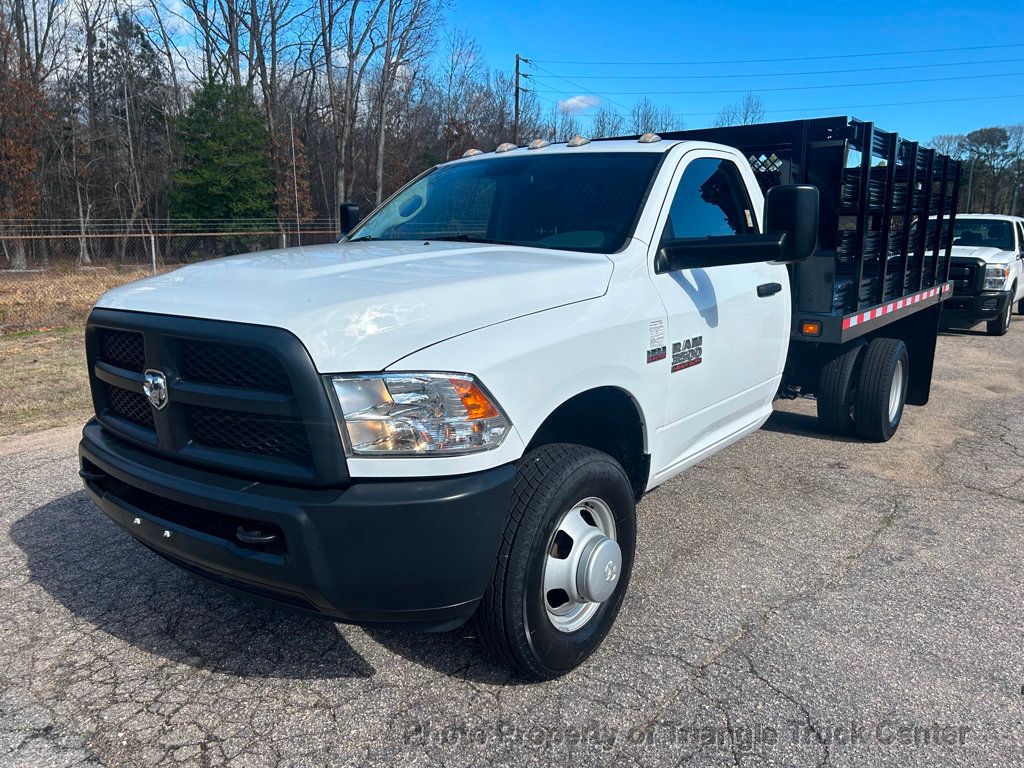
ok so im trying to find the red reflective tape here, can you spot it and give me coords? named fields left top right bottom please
left=839, top=283, right=950, bottom=332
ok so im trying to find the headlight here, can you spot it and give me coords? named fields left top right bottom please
left=325, top=373, right=510, bottom=456
left=984, top=264, right=1010, bottom=290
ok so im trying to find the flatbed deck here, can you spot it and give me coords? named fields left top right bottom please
left=642, top=117, right=962, bottom=344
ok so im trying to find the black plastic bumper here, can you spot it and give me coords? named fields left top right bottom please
left=940, top=290, right=1011, bottom=328
left=79, top=420, right=516, bottom=631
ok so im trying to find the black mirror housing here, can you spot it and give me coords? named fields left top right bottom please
left=764, top=184, right=818, bottom=263
left=655, top=233, right=787, bottom=273
left=339, top=203, right=361, bottom=236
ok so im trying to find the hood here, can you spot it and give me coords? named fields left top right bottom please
left=97, top=240, right=613, bottom=372
left=950, top=244, right=1013, bottom=264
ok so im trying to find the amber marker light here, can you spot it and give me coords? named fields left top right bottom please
left=451, top=378, right=501, bottom=420
left=801, top=321, right=822, bottom=336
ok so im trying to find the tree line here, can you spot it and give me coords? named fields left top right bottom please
left=2, top=0, right=1022, bottom=271
left=0, top=0, right=694, bottom=269
left=931, top=127, right=1024, bottom=217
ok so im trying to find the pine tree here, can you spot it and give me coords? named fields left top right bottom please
left=170, top=84, right=276, bottom=226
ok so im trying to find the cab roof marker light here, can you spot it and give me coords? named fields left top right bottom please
left=527, top=138, right=550, bottom=150
left=567, top=135, right=591, bottom=147
left=462, top=148, right=483, bottom=157
left=638, top=132, right=662, bottom=143
left=495, top=142, right=517, bottom=153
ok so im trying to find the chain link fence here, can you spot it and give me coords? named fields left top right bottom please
left=1, top=222, right=339, bottom=334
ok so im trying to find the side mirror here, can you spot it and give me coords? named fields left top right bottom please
left=655, top=233, right=788, bottom=273
left=339, top=202, right=361, bottom=236
left=764, top=184, right=818, bottom=263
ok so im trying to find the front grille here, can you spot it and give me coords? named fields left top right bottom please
left=180, top=339, right=292, bottom=393
left=188, top=406, right=312, bottom=462
left=105, top=384, right=155, bottom=428
left=86, top=310, right=348, bottom=486
left=100, top=329, right=145, bottom=371
left=950, top=262, right=977, bottom=293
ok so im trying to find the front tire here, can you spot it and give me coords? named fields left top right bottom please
left=474, top=443, right=636, bottom=680
left=988, top=294, right=1012, bottom=336
left=853, top=338, right=909, bottom=442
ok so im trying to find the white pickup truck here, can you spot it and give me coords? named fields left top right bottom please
left=79, top=117, right=960, bottom=679
left=940, top=214, right=1024, bottom=335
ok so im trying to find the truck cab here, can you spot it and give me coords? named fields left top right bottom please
left=940, top=214, right=1024, bottom=335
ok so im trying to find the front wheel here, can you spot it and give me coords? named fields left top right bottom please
left=988, top=295, right=1012, bottom=336
left=474, top=443, right=636, bottom=680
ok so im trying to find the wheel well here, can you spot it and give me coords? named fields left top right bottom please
left=526, top=387, right=649, bottom=501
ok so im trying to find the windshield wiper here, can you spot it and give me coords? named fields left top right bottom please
left=347, top=235, right=377, bottom=242
left=427, top=234, right=517, bottom=246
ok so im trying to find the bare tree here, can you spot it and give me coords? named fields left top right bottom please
left=437, top=27, right=483, bottom=159
left=372, top=0, right=437, bottom=204
left=715, top=92, right=765, bottom=127
left=628, top=97, right=675, bottom=135
left=591, top=104, right=623, bottom=138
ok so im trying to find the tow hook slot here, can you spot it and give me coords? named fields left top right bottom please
left=235, top=527, right=279, bottom=545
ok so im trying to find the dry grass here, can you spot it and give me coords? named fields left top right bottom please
left=0, top=270, right=146, bottom=435
left=0, top=267, right=155, bottom=335
left=0, top=327, right=91, bottom=436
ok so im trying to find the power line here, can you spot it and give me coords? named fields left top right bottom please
left=528, top=43, right=1024, bottom=66
left=532, top=70, right=1024, bottom=96
left=533, top=57, right=1023, bottom=80
left=569, top=93, right=1024, bottom=121
left=527, top=63, right=634, bottom=114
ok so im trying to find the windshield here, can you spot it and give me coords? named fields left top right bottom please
left=349, top=152, right=662, bottom=254
left=950, top=219, right=1015, bottom=251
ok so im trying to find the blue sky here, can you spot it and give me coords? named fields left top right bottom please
left=452, top=0, right=1023, bottom=143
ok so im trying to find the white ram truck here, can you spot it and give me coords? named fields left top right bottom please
left=79, top=117, right=960, bottom=679
left=939, top=214, right=1024, bottom=335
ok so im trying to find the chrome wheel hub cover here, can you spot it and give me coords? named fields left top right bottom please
left=542, top=496, right=621, bottom=633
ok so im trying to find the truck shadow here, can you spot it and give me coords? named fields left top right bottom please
left=362, top=627, right=524, bottom=685
left=761, top=409, right=861, bottom=443
left=938, top=328, right=991, bottom=337
left=11, top=492, right=375, bottom=680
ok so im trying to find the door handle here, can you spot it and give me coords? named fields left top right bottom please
left=757, top=282, right=783, bottom=297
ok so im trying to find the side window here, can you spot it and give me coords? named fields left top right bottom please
left=1016, top=222, right=1024, bottom=257
left=660, top=157, right=757, bottom=247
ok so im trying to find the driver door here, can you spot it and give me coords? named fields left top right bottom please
left=649, top=151, right=789, bottom=476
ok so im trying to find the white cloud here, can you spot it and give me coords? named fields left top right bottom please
left=558, top=95, right=601, bottom=114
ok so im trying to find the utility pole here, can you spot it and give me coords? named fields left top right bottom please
left=514, top=53, right=527, bottom=146
left=966, top=155, right=976, bottom=213
left=290, top=114, right=301, bottom=245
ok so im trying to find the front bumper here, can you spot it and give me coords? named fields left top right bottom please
left=79, top=420, right=515, bottom=630
left=940, top=290, right=1011, bottom=328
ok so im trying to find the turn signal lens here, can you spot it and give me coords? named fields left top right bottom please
left=801, top=320, right=822, bottom=336
left=450, top=378, right=501, bottom=419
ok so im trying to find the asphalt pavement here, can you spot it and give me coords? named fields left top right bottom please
left=2, top=320, right=1023, bottom=767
